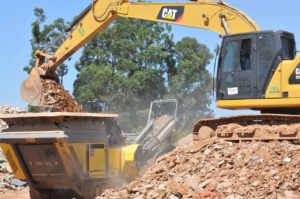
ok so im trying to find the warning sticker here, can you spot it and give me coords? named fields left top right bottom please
left=228, top=87, right=238, bottom=95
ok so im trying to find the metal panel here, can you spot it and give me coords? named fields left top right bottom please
left=0, top=131, right=67, bottom=143
left=18, top=144, right=68, bottom=187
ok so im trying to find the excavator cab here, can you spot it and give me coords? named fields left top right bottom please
left=217, top=30, right=296, bottom=102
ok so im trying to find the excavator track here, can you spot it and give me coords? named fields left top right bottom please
left=193, top=114, right=300, bottom=142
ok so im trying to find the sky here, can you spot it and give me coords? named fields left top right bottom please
left=0, top=0, right=299, bottom=117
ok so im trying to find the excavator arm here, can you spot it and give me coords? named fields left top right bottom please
left=21, top=0, right=259, bottom=107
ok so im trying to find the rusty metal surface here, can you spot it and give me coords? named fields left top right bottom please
left=0, top=129, right=66, bottom=143
left=0, top=112, right=121, bottom=145
left=193, top=114, right=300, bottom=141
left=20, top=67, right=45, bottom=107
left=0, top=112, right=118, bottom=119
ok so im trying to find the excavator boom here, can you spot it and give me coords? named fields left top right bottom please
left=20, top=0, right=259, bottom=108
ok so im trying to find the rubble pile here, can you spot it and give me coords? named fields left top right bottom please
left=0, top=149, right=27, bottom=194
left=0, top=105, right=25, bottom=114
left=0, top=120, right=6, bottom=131
left=99, top=138, right=300, bottom=199
left=42, top=79, right=82, bottom=112
left=0, top=105, right=27, bottom=194
left=0, top=105, right=25, bottom=131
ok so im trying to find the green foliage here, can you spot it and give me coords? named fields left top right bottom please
left=74, top=18, right=170, bottom=110
left=167, top=37, right=214, bottom=129
left=74, top=18, right=214, bottom=132
left=24, top=8, right=68, bottom=84
left=27, top=105, right=46, bottom=113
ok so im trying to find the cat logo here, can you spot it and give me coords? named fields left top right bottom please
left=157, top=6, right=184, bottom=22
left=162, top=9, right=178, bottom=20
left=296, top=68, right=300, bottom=79
left=289, top=64, right=300, bottom=84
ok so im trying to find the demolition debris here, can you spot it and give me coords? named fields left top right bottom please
left=42, top=79, right=82, bottom=112
left=99, top=138, right=300, bottom=199
left=0, top=105, right=27, bottom=194
left=0, top=150, right=27, bottom=194
left=0, top=105, right=25, bottom=132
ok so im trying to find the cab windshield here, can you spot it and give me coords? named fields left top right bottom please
left=281, top=35, right=296, bottom=60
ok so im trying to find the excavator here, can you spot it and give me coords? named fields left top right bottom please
left=1, top=0, right=300, bottom=198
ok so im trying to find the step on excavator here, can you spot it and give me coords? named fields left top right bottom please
left=1, top=0, right=300, bottom=198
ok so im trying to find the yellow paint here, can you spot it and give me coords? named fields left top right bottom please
left=1, top=144, right=26, bottom=180
left=121, top=144, right=139, bottom=177
left=265, top=54, right=300, bottom=99
left=265, top=62, right=282, bottom=99
left=109, top=148, right=121, bottom=177
left=118, top=1, right=259, bottom=35
left=217, top=97, right=300, bottom=109
left=72, top=143, right=85, bottom=172
left=0, top=141, right=139, bottom=184
left=71, top=143, right=133, bottom=178
left=89, top=144, right=106, bottom=177
left=280, top=55, right=300, bottom=98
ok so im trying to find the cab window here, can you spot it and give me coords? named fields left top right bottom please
left=240, top=39, right=251, bottom=71
left=222, top=40, right=239, bottom=72
left=281, top=36, right=296, bottom=60
left=222, top=38, right=252, bottom=73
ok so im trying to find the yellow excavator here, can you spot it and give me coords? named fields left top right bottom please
left=1, top=0, right=300, bottom=198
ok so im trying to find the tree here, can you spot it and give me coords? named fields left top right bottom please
left=73, top=18, right=173, bottom=132
left=24, top=8, right=68, bottom=84
left=74, top=18, right=214, bottom=132
left=73, top=18, right=171, bottom=112
left=168, top=37, right=214, bottom=129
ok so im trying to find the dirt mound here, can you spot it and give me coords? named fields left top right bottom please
left=98, top=138, right=300, bottom=199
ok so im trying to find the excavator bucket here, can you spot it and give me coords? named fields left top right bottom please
left=20, top=67, right=46, bottom=106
